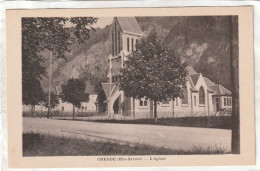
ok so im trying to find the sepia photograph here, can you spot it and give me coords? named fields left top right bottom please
left=22, top=15, right=239, bottom=156
left=6, top=7, right=254, bottom=168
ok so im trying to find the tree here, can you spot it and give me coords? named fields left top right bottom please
left=22, top=17, right=97, bottom=117
left=60, top=78, right=89, bottom=119
left=119, top=31, right=187, bottom=122
left=229, top=16, right=239, bottom=154
left=22, top=78, right=45, bottom=117
left=42, top=92, right=59, bottom=109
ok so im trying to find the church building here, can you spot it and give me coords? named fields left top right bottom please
left=96, top=17, right=232, bottom=119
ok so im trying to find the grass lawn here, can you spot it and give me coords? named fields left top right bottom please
left=61, top=116, right=232, bottom=130
left=23, top=133, right=228, bottom=156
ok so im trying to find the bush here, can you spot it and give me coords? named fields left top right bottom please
left=219, top=108, right=232, bottom=116
left=92, top=116, right=232, bottom=129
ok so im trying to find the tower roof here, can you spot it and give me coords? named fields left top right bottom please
left=116, top=17, right=143, bottom=35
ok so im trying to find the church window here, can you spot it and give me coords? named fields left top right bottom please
left=112, top=32, right=114, bottom=56
left=139, top=100, right=143, bottom=106
left=140, top=99, right=148, bottom=107
left=127, top=37, right=130, bottom=52
left=182, top=87, right=188, bottom=104
left=115, top=29, right=117, bottom=55
left=194, top=96, right=196, bottom=106
left=199, top=87, right=205, bottom=105
left=131, top=38, right=134, bottom=52
left=112, top=76, right=115, bottom=83
left=118, top=30, right=120, bottom=53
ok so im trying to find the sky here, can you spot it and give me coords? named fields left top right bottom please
left=92, top=17, right=113, bottom=29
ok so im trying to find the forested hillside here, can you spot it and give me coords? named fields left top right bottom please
left=41, top=16, right=233, bottom=92
left=137, top=16, right=232, bottom=89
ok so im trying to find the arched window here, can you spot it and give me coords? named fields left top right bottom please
left=131, top=38, right=134, bottom=52
left=182, top=87, right=188, bottom=104
left=199, top=87, right=205, bottom=104
left=112, top=32, right=114, bottom=56
left=115, top=24, right=117, bottom=55
left=118, top=30, right=120, bottom=53
left=127, top=37, right=130, bottom=52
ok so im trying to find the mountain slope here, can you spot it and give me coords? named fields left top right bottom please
left=41, top=16, right=234, bottom=92
left=138, top=16, right=232, bottom=89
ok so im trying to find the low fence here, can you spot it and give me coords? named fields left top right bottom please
left=22, top=111, right=99, bottom=118
left=23, top=109, right=232, bottom=121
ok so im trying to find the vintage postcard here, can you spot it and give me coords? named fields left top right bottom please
left=6, top=6, right=255, bottom=168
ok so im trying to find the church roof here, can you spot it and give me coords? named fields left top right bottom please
left=190, top=73, right=201, bottom=86
left=54, top=81, right=97, bottom=96
left=186, top=67, right=230, bottom=94
left=211, top=84, right=232, bottom=96
left=186, top=66, right=198, bottom=91
left=187, top=75, right=198, bottom=92
left=204, top=77, right=215, bottom=87
left=203, top=77, right=216, bottom=93
left=116, top=17, right=143, bottom=35
left=186, top=66, right=197, bottom=75
left=101, top=83, right=115, bottom=100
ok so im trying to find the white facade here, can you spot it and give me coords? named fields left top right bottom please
left=23, top=94, right=97, bottom=115
left=79, top=94, right=98, bottom=112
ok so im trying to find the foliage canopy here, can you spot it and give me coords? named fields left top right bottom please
left=119, top=31, right=187, bottom=119
left=61, top=78, right=89, bottom=109
left=22, top=78, right=45, bottom=106
left=42, top=92, right=60, bottom=109
left=22, top=17, right=97, bottom=106
left=119, top=31, right=187, bottom=102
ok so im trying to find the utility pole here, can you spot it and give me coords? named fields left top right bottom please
left=47, top=49, right=53, bottom=119
left=108, top=55, right=112, bottom=119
